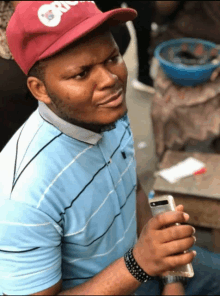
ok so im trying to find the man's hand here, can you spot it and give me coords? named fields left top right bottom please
left=133, top=206, right=196, bottom=277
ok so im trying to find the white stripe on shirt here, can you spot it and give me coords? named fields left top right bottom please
left=1, top=260, right=60, bottom=279
left=68, top=209, right=136, bottom=263
left=64, top=189, right=115, bottom=237
left=37, top=145, right=93, bottom=209
left=64, top=157, right=135, bottom=237
left=0, top=221, right=51, bottom=227
left=116, top=156, right=135, bottom=187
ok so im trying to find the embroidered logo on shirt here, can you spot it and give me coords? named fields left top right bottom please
left=38, top=1, right=95, bottom=27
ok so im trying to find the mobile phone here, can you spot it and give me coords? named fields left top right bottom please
left=149, top=195, right=194, bottom=278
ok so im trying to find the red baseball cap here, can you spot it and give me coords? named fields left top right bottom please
left=6, top=1, right=137, bottom=75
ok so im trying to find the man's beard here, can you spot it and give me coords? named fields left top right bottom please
left=45, top=86, right=127, bottom=133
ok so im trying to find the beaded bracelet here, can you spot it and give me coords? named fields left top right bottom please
left=124, top=247, right=154, bottom=283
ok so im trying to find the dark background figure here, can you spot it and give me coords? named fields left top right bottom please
left=95, top=1, right=155, bottom=94
left=95, top=1, right=131, bottom=56
left=0, top=1, right=38, bottom=152
left=150, top=1, right=220, bottom=55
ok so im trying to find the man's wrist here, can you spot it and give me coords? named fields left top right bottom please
left=162, top=282, right=185, bottom=296
left=161, top=275, right=188, bottom=288
left=124, top=247, right=155, bottom=283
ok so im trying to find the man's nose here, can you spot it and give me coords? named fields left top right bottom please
left=95, top=65, right=119, bottom=90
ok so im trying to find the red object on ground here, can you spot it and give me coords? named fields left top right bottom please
left=194, top=167, right=207, bottom=175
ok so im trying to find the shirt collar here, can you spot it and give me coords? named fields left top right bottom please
left=38, top=101, right=103, bottom=145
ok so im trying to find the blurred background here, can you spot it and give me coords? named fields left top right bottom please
left=2, top=1, right=219, bottom=253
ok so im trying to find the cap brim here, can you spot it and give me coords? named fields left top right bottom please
left=38, top=8, right=137, bottom=62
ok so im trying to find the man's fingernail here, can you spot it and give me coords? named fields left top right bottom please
left=192, top=227, right=196, bottom=234
left=183, top=213, right=190, bottom=220
left=193, top=250, right=197, bottom=256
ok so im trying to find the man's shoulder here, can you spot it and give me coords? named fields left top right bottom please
left=0, top=112, right=99, bottom=210
left=0, top=111, right=67, bottom=202
left=0, top=111, right=63, bottom=174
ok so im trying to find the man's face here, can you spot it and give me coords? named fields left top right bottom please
left=42, top=27, right=128, bottom=132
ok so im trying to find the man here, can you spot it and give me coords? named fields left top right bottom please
left=0, top=1, right=220, bottom=295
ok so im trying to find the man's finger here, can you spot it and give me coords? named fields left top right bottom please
left=149, top=211, right=190, bottom=230
left=163, top=236, right=196, bottom=257
left=176, top=204, right=184, bottom=212
left=158, top=225, right=195, bottom=243
left=165, top=250, right=196, bottom=271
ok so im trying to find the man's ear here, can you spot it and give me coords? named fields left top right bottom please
left=27, top=76, right=52, bottom=105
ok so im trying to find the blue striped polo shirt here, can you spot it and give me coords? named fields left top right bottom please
left=0, top=101, right=137, bottom=295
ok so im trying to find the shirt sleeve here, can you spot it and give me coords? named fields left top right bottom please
left=0, top=199, right=62, bottom=295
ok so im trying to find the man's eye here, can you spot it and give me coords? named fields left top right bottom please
left=74, top=70, right=89, bottom=79
left=108, top=54, right=121, bottom=63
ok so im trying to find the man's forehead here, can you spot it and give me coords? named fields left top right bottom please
left=46, top=27, right=116, bottom=68
left=65, top=26, right=113, bottom=52
left=64, top=47, right=118, bottom=72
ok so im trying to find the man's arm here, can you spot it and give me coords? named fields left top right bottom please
left=58, top=257, right=141, bottom=295
left=32, top=260, right=141, bottom=296
left=162, top=282, right=185, bottom=295
left=32, top=178, right=149, bottom=295
left=15, top=182, right=194, bottom=296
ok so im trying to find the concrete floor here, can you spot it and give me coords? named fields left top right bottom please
left=123, top=21, right=214, bottom=252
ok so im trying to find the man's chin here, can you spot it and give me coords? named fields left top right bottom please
left=98, top=110, right=128, bottom=132
left=63, top=108, right=128, bottom=133
left=101, top=109, right=128, bottom=124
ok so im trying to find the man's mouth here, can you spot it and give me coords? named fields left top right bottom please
left=98, top=88, right=124, bottom=107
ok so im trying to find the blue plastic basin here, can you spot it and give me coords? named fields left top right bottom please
left=154, top=38, right=220, bottom=86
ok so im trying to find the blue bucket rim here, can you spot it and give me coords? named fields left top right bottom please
left=154, top=38, right=220, bottom=70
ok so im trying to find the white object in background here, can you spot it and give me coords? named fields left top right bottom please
left=137, top=141, right=148, bottom=149
left=158, top=157, right=206, bottom=184
left=150, top=57, right=160, bottom=80
left=151, top=22, right=159, bottom=32
left=131, top=79, right=156, bottom=94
